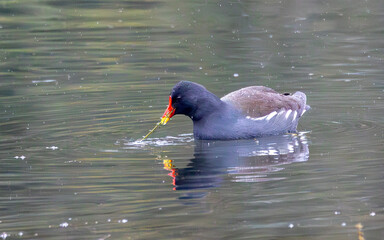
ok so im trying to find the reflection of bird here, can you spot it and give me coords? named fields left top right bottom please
left=163, top=134, right=309, bottom=191
left=160, top=81, right=310, bottom=140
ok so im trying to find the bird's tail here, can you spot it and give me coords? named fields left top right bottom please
left=293, top=91, right=310, bottom=116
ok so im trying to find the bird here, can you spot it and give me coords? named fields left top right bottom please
left=160, top=81, right=309, bottom=140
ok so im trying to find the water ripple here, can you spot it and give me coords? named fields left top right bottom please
left=121, top=133, right=194, bottom=149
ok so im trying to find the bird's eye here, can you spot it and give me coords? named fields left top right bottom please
left=173, top=95, right=182, bottom=103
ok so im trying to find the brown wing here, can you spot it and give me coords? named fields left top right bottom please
left=221, top=86, right=303, bottom=118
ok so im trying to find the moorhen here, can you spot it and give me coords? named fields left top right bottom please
left=160, top=81, right=309, bottom=140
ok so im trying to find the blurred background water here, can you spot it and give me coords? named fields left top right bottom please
left=0, top=0, right=383, bottom=239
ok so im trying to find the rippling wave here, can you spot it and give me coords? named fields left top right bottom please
left=121, top=133, right=195, bottom=149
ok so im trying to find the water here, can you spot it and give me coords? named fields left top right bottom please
left=1, top=0, right=383, bottom=239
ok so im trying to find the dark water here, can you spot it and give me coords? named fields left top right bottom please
left=1, top=0, right=383, bottom=239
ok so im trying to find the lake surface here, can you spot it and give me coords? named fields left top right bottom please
left=0, top=0, right=383, bottom=239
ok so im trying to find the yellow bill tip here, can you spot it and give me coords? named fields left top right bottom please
left=160, top=116, right=170, bottom=125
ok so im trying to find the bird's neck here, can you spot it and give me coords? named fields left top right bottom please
left=192, top=100, right=242, bottom=140
left=190, top=91, right=224, bottom=121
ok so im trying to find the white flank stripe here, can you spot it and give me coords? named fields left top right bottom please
left=266, top=111, right=277, bottom=121
left=246, top=115, right=267, bottom=121
left=292, top=111, right=297, bottom=121
left=301, top=109, right=306, bottom=116
left=256, top=115, right=267, bottom=121
left=285, top=110, right=292, bottom=119
left=247, top=109, right=300, bottom=122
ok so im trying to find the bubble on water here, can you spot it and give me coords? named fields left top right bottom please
left=18, top=232, right=23, bottom=237
left=288, top=223, right=294, bottom=228
left=59, top=222, right=69, bottom=228
left=370, top=212, right=376, bottom=216
left=107, top=219, right=111, bottom=222
left=0, top=232, right=8, bottom=240
left=46, top=146, right=59, bottom=150
left=32, top=79, right=57, bottom=84
left=334, top=211, right=341, bottom=215
left=341, top=222, right=346, bottom=227
left=233, top=73, right=239, bottom=77
left=118, top=219, right=128, bottom=223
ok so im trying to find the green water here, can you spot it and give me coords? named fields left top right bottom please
left=0, top=0, right=383, bottom=239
